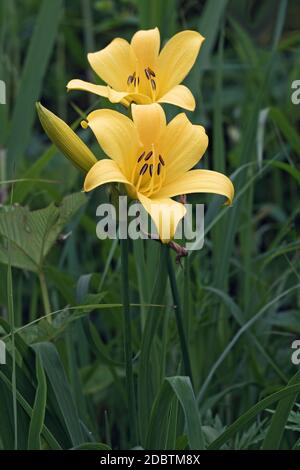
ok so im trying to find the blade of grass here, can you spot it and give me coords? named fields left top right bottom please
left=208, top=383, right=300, bottom=450
left=262, top=370, right=300, bottom=449
left=120, top=237, right=138, bottom=445
left=147, top=376, right=204, bottom=450
left=27, top=355, right=47, bottom=450
left=166, top=249, right=193, bottom=385
left=197, top=284, right=300, bottom=402
left=7, top=0, right=63, bottom=176
left=7, top=184, right=17, bottom=449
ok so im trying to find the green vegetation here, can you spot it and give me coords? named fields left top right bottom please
left=0, top=0, right=300, bottom=450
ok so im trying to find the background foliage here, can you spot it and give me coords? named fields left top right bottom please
left=0, top=0, right=300, bottom=450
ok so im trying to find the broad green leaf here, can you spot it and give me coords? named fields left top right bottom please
left=0, top=192, right=86, bottom=272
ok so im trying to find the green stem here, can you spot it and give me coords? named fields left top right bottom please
left=120, top=237, right=138, bottom=444
left=166, top=249, right=193, bottom=385
left=38, top=271, right=51, bottom=321
left=7, top=257, right=18, bottom=449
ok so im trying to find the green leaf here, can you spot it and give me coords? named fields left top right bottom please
left=147, top=376, right=205, bottom=450
left=208, top=383, right=300, bottom=450
left=6, top=0, right=63, bottom=175
left=33, top=342, right=85, bottom=447
left=137, top=243, right=168, bottom=445
left=269, top=107, right=300, bottom=155
left=0, top=192, right=86, bottom=272
left=262, top=370, right=300, bottom=449
left=72, top=442, right=111, bottom=450
left=27, top=355, right=47, bottom=450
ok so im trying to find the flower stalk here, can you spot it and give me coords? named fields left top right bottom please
left=120, top=237, right=138, bottom=444
left=166, top=249, right=193, bottom=385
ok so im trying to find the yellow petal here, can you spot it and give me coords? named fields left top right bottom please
left=158, top=84, right=196, bottom=111
left=107, top=87, right=152, bottom=105
left=83, top=109, right=140, bottom=178
left=156, top=169, right=234, bottom=205
left=36, top=102, right=97, bottom=173
left=157, top=31, right=204, bottom=96
left=131, top=27, right=160, bottom=70
left=138, top=193, right=186, bottom=243
left=67, top=79, right=109, bottom=98
left=88, top=38, right=136, bottom=90
left=131, top=103, right=166, bottom=147
left=160, top=113, right=208, bottom=183
left=84, top=159, right=131, bottom=192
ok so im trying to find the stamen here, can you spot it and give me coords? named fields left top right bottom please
left=149, top=164, right=153, bottom=177
left=127, top=75, right=133, bottom=85
left=145, top=151, right=153, bottom=161
left=140, top=163, right=148, bottom=175
left=137, top=151, right=145, bottom=162
left=145, top=68, right=150, bottom=80
left=157, top=162, right=161, bottom=175
left=134, top=77, right=137, bottom=87
left=151, top=79, right=156, bottom=91
left=138, top=77, right=140, bottom=85
left=148, top=67, right=156, bottom=77
left=159, top=155, right=165, bottom=166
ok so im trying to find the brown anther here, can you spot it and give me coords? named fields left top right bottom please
left=140, top=163, right=148, bottom=175
left=138, top=77, right=140, bottom=85
left=157, top=162, right=161, bottom=175
left=159, top=155, right=165, bottom=166
left=127, top=75, right=133, bottom=85
left=145, top=151, right=153, bottom=161
left=149, top=164, right=153, bottom=176
left=151, top=79, right=156, bottom=90
left=148, top=67, right=156, bottom=77
left=134, top=78, right=137, bottom=86
left=132, top=71, right=136, bottom=78
left=137, top=151, right=145, bottom=162
left=145, top=68, right=150, bottom=79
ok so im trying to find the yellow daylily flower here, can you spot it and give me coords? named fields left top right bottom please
left=83, top=104, right=234, bottom=242
left=67, top=28, right=204, bottom=111
left=36, top=102, right=97, bottom=172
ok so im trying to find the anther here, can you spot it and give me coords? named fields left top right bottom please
left=149, top=164, right=153, bottom=177
left=127, top=75, right=133, bottom=85
left=159, top=155, right=165, bottom=166
left=148, top=67, right=156, bottom=77
left=140, top=163, right=148, bottom=175
left=157, top=162, right=161, bottom=175
left=151, top=79, right=156, bottom=91
left=138, top=77, right=140, bottom=85
left=134, top=77, right=137, bottom=86
left=145, top=68, right=150, bottom=80
left=137, top=151, right=145, bottom=162
left=145, top=151, right=153, bottom=161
